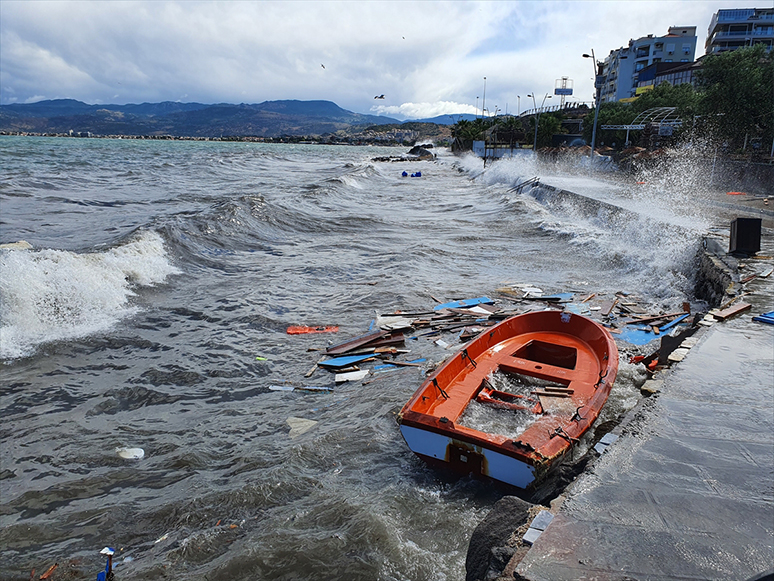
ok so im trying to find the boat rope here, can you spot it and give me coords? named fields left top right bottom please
left=571, top=406, right=585, bottom=422
left=461, top=349, right=477, bottom=368
left=594, top=368, right=609, bottom=389
left=432, top=378, right=450, bottom=399
left=550, top=426, right=579, bottom=445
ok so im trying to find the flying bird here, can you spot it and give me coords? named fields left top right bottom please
left=374, top=94, right=385, bottom=99
left=321, top=64, right=325, bottom=69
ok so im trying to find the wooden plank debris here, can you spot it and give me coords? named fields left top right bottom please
left=626, top=311, right=686, bottom=325
left=326, top=330, right=387, bottom=355
left=713, top=302, right=752, bottom=321
left=531, top=389, right=572, bottom=398
left=601, top=299, right=618, bottom=316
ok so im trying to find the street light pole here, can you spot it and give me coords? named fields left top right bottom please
left=527, top=93, right=551, bottom=151
left=517, top=95, right=520, bottom=116
left=482, top=77, right=487, bottom=118
left=583, top=50, right=602, bottom=170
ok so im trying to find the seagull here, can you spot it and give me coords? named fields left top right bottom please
left=374, top=94, right=385, bottom=99
left=321, top=64, right=325, bottom=69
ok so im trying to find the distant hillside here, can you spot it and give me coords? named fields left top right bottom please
left=411, top=114, right=477, bottom=125
left=0, top=99, right=403, bottom=138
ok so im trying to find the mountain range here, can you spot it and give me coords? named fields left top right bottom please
left=0, top=99, right=476, bottom=138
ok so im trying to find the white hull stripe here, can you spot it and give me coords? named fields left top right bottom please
left=400, top=424, right=536, bottom=488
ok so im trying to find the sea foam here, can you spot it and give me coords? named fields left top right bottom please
left=0, top=230, right=180, bottom=360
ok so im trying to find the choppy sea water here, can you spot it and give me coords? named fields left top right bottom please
left=1, top=137, right=717, bottom=580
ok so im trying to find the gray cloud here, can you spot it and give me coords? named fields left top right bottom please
left=0, top=0, right=756, bottom=118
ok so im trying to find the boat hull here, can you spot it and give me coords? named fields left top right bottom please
left=398, top=310, right=618, bottom=489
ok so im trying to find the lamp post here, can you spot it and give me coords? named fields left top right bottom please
left=527, top=93, right=552, bottom=151
left=582, top=50, right=602, bottom=169
left=476, top=97, right=479, bottom=118
left=517, top=95, right=520, bottom=116
left=482, top=77, right=487, bottom=118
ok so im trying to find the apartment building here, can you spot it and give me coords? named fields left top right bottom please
left=600, top=26, right=697, bottom=102
left=705, top=7, right=774, bottom=53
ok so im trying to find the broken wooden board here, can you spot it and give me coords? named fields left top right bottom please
left=713, top=302, right=752, bottom=321
left=600, top=299, right=618, bottom=316
left=287, top=325, right=339, bottom=335
left=524, top=292, right=573, bottom=303
left=326, top=330, right=387, bottom=355
left=433, top=297, right=495, bottom=311
left=626, top=311, right=687, bottom=325
left=531, top=389, right=572, bottom=398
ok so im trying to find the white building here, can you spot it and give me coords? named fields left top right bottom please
left=705, top=8, right=774, bottom=54
left=600, top=26, right=697, bottom=102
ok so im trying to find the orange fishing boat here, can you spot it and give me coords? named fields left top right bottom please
left=398, top=310, right=618, bottom=489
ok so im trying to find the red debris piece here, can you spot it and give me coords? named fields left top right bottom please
left=286, top=326, right=339, bottom=335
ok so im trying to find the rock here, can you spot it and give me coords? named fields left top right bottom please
left=407, top=145, right=434, bottom=159
left=466, top=495, right=534, bottom=581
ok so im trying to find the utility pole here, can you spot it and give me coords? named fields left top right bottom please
left=482, top=77, right=487, bottom=118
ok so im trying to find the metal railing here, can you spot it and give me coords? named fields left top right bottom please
left=519, top=101, right=594, bottom=117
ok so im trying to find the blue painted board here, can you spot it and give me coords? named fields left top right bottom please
left=619, top=313, right=691, bottom=345
left=752, top=311, right=774, bottom=325
left=434, top=297, right=494, bottom=311
left=660, top=313, right=690, bottom=331
left=318, top=353, right=374, bottom=369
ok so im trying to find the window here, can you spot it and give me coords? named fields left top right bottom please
left=667, top=43, right=675, bottom=54
left=682, top=43, right=692, bottom=53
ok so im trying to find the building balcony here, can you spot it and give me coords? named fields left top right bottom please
left=713, top=29, right=773, bottom=38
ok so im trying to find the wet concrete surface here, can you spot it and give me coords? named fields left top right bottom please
left=515, top=234, right=774, bottom=580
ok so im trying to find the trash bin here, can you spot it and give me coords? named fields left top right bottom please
left=729, top=217, right=761, bottom=256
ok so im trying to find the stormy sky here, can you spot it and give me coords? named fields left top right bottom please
left=0, top=0, right=756, bottom=119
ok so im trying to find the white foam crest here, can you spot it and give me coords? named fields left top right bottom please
left=337, top=174, right=363, bottom=190
left=0, top=231, right=180, bottom=360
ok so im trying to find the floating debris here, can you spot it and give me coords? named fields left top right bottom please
left=287, top=417, right=318, bottom=438
left=116, top=447, right=144, bottom=460
left=287, top=325, right=339, bottom=335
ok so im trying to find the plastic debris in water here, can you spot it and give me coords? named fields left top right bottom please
left=116, top=447, right=144, bottom=460
left=287, top=417, right=318, bottom=438
left=96, top=547, right=114, bottom=581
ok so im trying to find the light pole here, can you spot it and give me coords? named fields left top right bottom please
left=476, top=97, right=479, bottom=118
left=583, top=50, right=602, bottom=169
left=482, top=77, right=487, bottom=119
left=527, top=93, right=552, bottom=151
left=517, top=95, right=520, bottom=116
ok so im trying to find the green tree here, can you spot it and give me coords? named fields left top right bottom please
left=527, top=112, right=564, bottom=148
left=695, top=44, right=773, bottom=151
left=450, top=117, right=498, bottom=150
